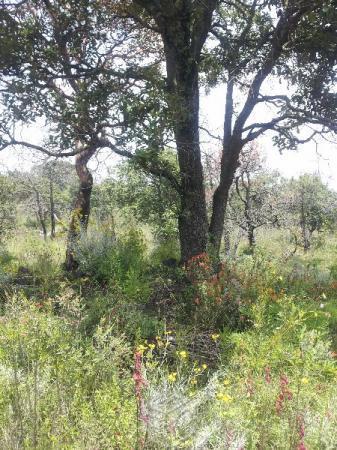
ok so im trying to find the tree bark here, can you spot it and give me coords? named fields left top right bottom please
left=65, top=145, right=96, bottom=271
left=223, top=222, right=231, bottom=256
left=175, top=67, right=208, bottom=263
left=154, top=2, right=215, bottom=263
left=49, top=176, right=56, bottom=239
left=209, top=138, right=243, bottom=258
left=300, top=202, right=310, bottom=252
left=34, top=189, right=47, bottom=241
left=248, top=225, right=256, bottom=248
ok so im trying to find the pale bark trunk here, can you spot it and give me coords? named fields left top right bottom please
left=49, top=177, right=56, bottom=239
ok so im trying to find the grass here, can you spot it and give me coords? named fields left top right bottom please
left=0, top=226, right=337, bottom=448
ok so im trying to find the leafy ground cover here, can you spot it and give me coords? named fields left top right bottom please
left=0, top=229, right=337, bottom=449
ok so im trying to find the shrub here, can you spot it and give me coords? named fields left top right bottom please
left=75, top=228, right=151, bottom=302
left=0, top=295, right=137, bottom=449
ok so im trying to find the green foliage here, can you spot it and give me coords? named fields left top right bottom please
left=0, top=174, right=16, bottom=239
left=0, top=295, right=136, bottom=449
left=75, top=227, right=151, bottom=302
left=287, top=174, right=337, bottom=236
left=97, top=157, right=179, bottom=242
left=2, top=185, right=337, bottom=448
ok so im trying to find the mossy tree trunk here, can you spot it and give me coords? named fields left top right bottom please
left=65, top=145, right=96, bottom=272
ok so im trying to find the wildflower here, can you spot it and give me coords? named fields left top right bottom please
left=190, top=378, right=197, bottom=385
left=193, top=367, right=201, bottom=373
left=322, top=292, right=327, bottom=300
left=211, top=333, right=220, bottom=341
left=165, top=330, right=173, bottom=335
left=297, top=414, right=306, bottom=450
left=133, top=352, right=148, bottom=424
left=168, top=372, right=177, bottom=382
left=202, top=363, right=208, bottom=370
left=265, top=366, right=271, bottom=384
left=217, top=392, right=233, bottom=403
left=276, top=374, right=293, bottom=415
left=177, top=350, right=188, bottom=359
left=301, top=377, right=309, bottom=385
left=136, top=344, right=147, bottom=354
left=148, top=343, right=155, bottom=350
left=223, top=379, right=230, bottom=386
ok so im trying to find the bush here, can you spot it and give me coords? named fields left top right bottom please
left=75, top=228, right=151, bottom=302
left=0, top=295, right=136, bottom=449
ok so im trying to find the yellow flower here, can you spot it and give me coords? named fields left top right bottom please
left=165, top=330, right=173, bottom=335
left=202, top=363, right=208, bottom=370
left=136, top=344, right=147, bottom=354
left=216, top=392, right=233, bottom=403
left=211, top=334, right=220, bottom=341
left=223, top=379, right=230, bottom=386
left=193, top=367, right=201, bottom=373
left=168, top=372, right=177, bottom=382
left=190, top=378, right=198, bottom=385
left=301, top=377, right=309, bottom=384
left=177, top=350, right=188, bottom=359
left=148, top=343, right=155, bottom=350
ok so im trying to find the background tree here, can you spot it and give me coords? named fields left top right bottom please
left=227, top=143, right=281, bottom=249
left=109, top=159, right=179, bottom=242
left=285, top=174, right=337, bottom=252
left=0, top=0, right=163, bottom=269
left=10, top=161, right=77, bottom=239
left=129, top=0, right=337, bottom=262
left=1, top=0, right=337, bottom=266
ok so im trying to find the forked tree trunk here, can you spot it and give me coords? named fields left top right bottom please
left=65, top=146, right=96, bottom=271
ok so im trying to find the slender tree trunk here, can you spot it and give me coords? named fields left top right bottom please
left=49, top=177, right=56, bottom=239
left=209, top=138, right=243, bottom=258
left=223, top=222, right=231, bottom=256
left=300, top=192, right=310, bottom=252
left=65, top=146, right=96, bottom=271
left=34, top=189, right=47, bottom=241
left=248, top=225, right=256, bottom=248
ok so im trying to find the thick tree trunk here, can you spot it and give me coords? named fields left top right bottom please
left=138, top=0, right=216, bottom=263
left=175, top=70, right=208, bottom=263
left=65, top=146, right=96, bottom=271
left=162, top=36, right=209, bottom=263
